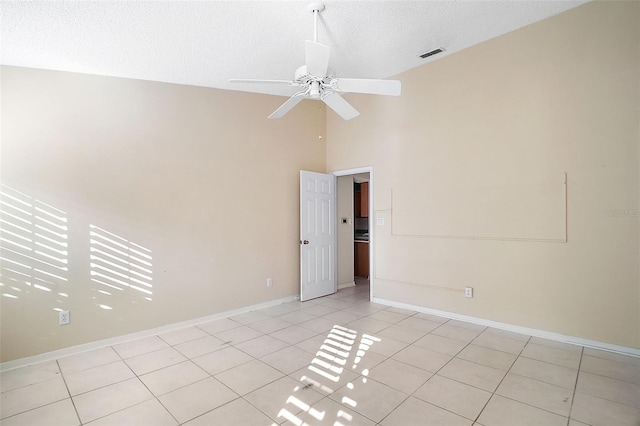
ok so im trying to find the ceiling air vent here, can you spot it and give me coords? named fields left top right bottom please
left=419, top=48, right=444, bottom=59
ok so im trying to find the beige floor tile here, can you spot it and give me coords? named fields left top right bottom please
left=215, top=359, right=284, bottom=395
left=347, top=351, right=387, bottom=376
left=431, top=324, right=483, bottom=342
left=580, top=355, right=640, bottom=385
left=348, top=303, right=387, bottom=316
left=196, top=318, right=242, bottom=335
left=301, top=304, right=338, bottom=317
left=329, top=378, right=408, bottom=423
left=368, top=358, right=432, bottom=394
left=394, top=316, right=442, bottom=333
left=365, top=335, right=409, bottom=357
left=481, top=327, right=530, bottom=342
left=576, top=371, right=640, bottom=409
left=283, top=395, right=376, bottom=426
left=256, top=303, right=300, bottom=317
left=377, top=324, right=427, bottom=344
left=496, top=373, right=573, bottom=417
left=445, top=320, right=487, bottom=331
left=0, top=376, right=69, bottom=419
left=414, top=312, right=449, bottom=323
left=158, top=377, right=237, bottom=423
left=413, top=333, right=468, bottom=356
left=571, top=392, right=640, bottom=426
left=438, top=358, right=505, bottom=392
left=86, top=399, right=177, bottom=426
left=124, top=347, right=187, bottom=376
left=530, top=336, right=583, bottom=353
left=368, top=310, right=409, bottom=324
left=316, top=299, right=354, bottom=310
left=477, top=395, right=567, bottom=426
left=260, top=346, right=316, bottom=375
left=65, top=360, right=135, bottom=396
left=158, top=326, right=209, bottom=346
left=173, top=335, right=228, bottom=358
left=270, top=325, right=318, bottom=345
left=385, top=307, right=418, bottom=316
left=347, top=317, right=393, bottom=334
left=413, top=374, right=491, bottom=421
left=73, top=378, right=153, bottom=424
left=568, top=419, right=590, bottom=426
left=322, top=310, right=361, bottom=325
left=229, top=311, right=272, bottom=325
left=521, top=342, right=582, bottom=369
left=510, top=356, right=578, bottom=389
left=0, top=399, right=79, bottom=426
left=247, top=317, right=294, bottom=334
left=391, top=345, right=451, bottom=373
left=214, top=325, right=264, bottom=345
left=0, top=361, right=60, bottom=393
left=472, top=332, right=527, bottom=355
left=297, top=317, right=338, bottom=334
left=139, top=361, right=209, bottom=396
left=112, top=336, right=170, bottom=360
left=583, top=348, right=640, bottom=366
left=183, top=397, right=273, bottom=425
left=278, top=310, right=318, bottom=324
left=290, top=364, right=360, bottom=397
left=192, top=346, right=253, bottom=375
left=234, top=334, right=290, bottom=358
left=457, top=344, right=517, bottom=371
left=245, top=375, right=323, bottom=422
left=57, top=347, right=120, bottom=375
left=295, top=333, right=330, bottom=354
left=381, top=396, right=471, bottom=426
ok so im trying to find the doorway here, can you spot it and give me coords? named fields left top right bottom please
left=333, top=167, right=373, bottom=301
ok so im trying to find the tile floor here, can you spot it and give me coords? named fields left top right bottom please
left=1, top=279, right=639, bottom=425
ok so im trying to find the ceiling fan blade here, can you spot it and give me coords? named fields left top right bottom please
left=332, top=78, right=401, bottom=96
left=268, top=94, right=306, bottom=119
left=322, top=92, right=360, bottom=120
left=229, top=79, right=293, bottom=85
left=305, top=40, right=330, bottom=77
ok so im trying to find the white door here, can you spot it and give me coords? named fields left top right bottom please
left=300, top=170, right=336, bottom=301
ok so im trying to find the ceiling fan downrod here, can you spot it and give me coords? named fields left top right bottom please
left=308, top=2, right=325, bottom=43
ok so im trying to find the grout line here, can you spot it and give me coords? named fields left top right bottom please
left=56, top=360, right=82, bottom=424
left=566, top=346, right=584, bottom=425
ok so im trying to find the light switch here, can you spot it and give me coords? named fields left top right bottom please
left=376, top=218, right=385, bottom=226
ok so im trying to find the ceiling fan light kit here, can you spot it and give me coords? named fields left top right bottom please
left=229, top=2, right=401, bottom=121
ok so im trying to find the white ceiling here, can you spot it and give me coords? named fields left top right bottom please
left=1, top=1, right=587, bottom=98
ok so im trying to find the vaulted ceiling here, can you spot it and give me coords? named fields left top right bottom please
left=1, top=1, right=587, bottom=98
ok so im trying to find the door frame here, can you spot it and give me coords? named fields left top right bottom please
left=332, top=166, right=374, bottom=301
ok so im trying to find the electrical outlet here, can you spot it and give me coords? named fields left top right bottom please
left=59, top=310, right=70, bottom=325
left=267, top=278, right=273, bottom=287
left=464, top=287, right=473, bottom=298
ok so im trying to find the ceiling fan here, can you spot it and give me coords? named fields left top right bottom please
left=229, top=2, right=401, bottom=120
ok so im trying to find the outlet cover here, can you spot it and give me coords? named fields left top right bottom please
left=59, top=310, right=70, bottom=325
left=464, top=287, right=473, bottom=298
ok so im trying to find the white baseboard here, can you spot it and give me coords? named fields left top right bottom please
left=0, top=295, right=299, bottom=372
left=338, top=281, right=356, bottom=290
left=373, top=297, right=640, bottom=358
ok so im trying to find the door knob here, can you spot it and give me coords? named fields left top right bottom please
left=301, top=240, right=310, bottom=245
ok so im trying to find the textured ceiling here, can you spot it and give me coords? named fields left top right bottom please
left=1, top=1, right=587, bottom=98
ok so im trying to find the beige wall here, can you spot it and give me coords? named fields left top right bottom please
left=0, top=66, right=326, bottom=362
left=326, top=1, right=640, bottom=348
